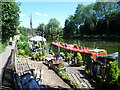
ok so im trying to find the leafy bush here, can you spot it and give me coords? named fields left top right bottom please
left=17, top=60, right=21, bottom=63
left=38, top=51, right=43, bottom=56
left=58, top=71, right=67, bottom=76
left=42, top=56, right=46, bottom=59
left=18, top=49, right=25, bottom=55
left=17, top=41, right=30, bottom=56
left=61, top=53, right=65, bottom=57
left=58, top=63, right=64, bottom=68
left=20, top=34, right=28, bottom=41
left=67, top=53, right=74, bottom=58
left=76, top=53, right=82, bottom=61
left=106, top=60, right=119, bottom=85
left=98, top=60, right=119, bottom=89
left=62, top=75, right=71, bottom=80
left=42, top=50, right=46, bottom=56
left=70, top=81, right=75, bottom=86
left=17, top=41, right=23, bottom=49
left=23, top=42, right=30, bottom=55
left=49, top=48, right=54, bottom=54
left=32, top=54, right=36, bottom=58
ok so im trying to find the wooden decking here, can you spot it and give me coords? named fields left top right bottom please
left=66, top=67, right=94, bottom=89
left=63, top=62, right=97, bottom=89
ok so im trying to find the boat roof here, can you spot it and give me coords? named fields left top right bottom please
left=97, top=52, right=119, bottom=60
left=52, top=42, right=107, bottom=54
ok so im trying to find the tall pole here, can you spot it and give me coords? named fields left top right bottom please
left=30, top=14, right=33, bottom=36
left=42, top=26, right=44, bottom=49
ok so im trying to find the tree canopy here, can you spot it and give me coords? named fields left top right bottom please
left=1, top=2, right=20, bottom=43
left=36, top=18, right=63, bottom=39
left=64, top=2, right=120, bottom=38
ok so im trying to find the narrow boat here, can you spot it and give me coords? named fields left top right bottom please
left=52, top=42, right=107, bottom=60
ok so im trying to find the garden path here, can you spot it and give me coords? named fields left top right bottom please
left=0, top=41, right=15, bottom=84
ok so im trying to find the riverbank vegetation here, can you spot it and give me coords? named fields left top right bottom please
left=63, top=2, right=120, bottom=39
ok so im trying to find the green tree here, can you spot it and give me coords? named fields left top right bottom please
left=47, top=18, right=62, bottom=39
left=1, top=2, right=20, bottom=44
left=18, top=26, right=30, bottom=41
left=64, top=15, right=77, bottom=37
left=63, top=2, right=120, bottom=37
left=36, top=23, right=46, bottom=34
left=36, top=18, right=62, bottom=40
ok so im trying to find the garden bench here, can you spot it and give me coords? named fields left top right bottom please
left=16, top=62, right=33, bottom=76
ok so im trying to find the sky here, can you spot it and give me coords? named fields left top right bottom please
left=19, top=2, right=95, bottom=28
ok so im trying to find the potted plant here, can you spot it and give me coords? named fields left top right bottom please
left=35, top=53, right=39, bottom=61
left=38, top=51, right=42, bottom=61
left=18, top=49, right=25, bottom=56
left=67, top=53, right=74, bottom=64
left=42, top=56, right=46, bottom=61
left=76, top=53, right=83, bottom=65
left=49, top=48, right=54, bottom=55
left=70, top=81, right=76, bottom=89
left=32, top=54, right=36, bottom=60
left=61, top=53, right=65, bottom=60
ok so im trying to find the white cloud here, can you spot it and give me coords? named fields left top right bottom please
left=19, top=13, right=26, bottom=17
left=35, top=12, right=48, bottom=17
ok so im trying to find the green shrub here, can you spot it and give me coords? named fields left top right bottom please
left=17, top=60, right=21, bottom=63
left=67, top=53, right=74, bottom=58
left=42, top=56, right=46, bottom=59
left=58, top=63, right=64, bottom=68
left=62, top=75, right=71, bottom=80
left=106, top=60, right=119, bottom=85
left=61, top=53, right=65, bottom=57
left=76, top=53, right=82, bottom=61
left=23, top=42, right=30, bottom=55
left=17, top=41, right=23, bottom=49
left=38, top=51, right=43, bottom=56
left=32, top=54, right=36, bottom=58
left=49, top=48, right=54, bottom=54
left=70, top=81, right=75, bottom=86
left=17, top=42, right=30, bottom=56
left=18, top=49, right=25, bottom=55
left=42, top=50, right=46, bottom=56
left=58, top=71, right=67, bottom=76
